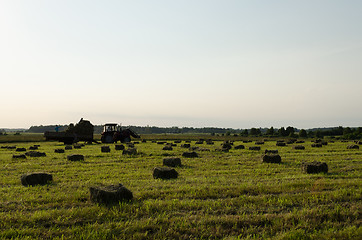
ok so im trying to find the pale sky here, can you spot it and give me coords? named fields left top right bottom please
left=1, top=0, right=361, bottom=129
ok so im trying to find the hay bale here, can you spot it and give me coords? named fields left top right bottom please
left=249, top=146, right=261, bottom=151
left=293, top=145, right=305, bottom=150
left=142, top=139, right=147, bottom=143
left=65, top=145, right=73, bottom=150
left=25, top=151, right=46, bottom=157
left=265, top=149, right=278, bottom=154
left=221, top=142, right=232, bottom=150
left=13, top=154, right=26, bottom=159
left=276, top=142, right=286, bottom=146
left=296, top=140, right=305, bottom=143
left=302, top=162, right=328, bottom=174
left=115, top=144, right=125, bottom=150
left=162, top=145, right=173, bottom=151
left=55, top=149, right=65, bottom=153
left=7, top=146, right=16, bottom=149
left=195, top=140, right=204, bottom=144
left=163, top=157, right=182, bottom=167
left=153, top=167, right=178, bottom=179
left=206, top=140, right=214, bottom=145
left=311, top=143, right=322, bottom=148
left=16, top=148, right=26, bottom=152
left=21, top=173, right=53, bottom=186
left=89, top=184, right=133, bottom=204
left=182, top=151, right=198, bottom=158
left=234, top=145, right=245, bottom=150
left=262, top=154, right=281, bottom=163
left=181, top=144, right=191, bottom=148
left=101, top=146, right=111, bottom=153
left=255, top=141, right=264, bottom=145
left=127, top=143, right=135, bottom=148
left=157, top=141, right=167, bottom=145
left=174, top=140, right=182, bottom=143
left=122, top=148, right=137, bottom=155
left=29, top=146, right=38, bottom=150
left=73, top=145, right=82, bottom=149
left=347, top=145, right=359, bottom=149
left=67, top=154, right=84, bottom=161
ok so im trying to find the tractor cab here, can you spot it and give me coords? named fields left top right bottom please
left=103, top=123, right=121, bottom=133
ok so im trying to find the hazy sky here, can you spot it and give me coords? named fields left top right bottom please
left=1, top=0, right=361, bottom=129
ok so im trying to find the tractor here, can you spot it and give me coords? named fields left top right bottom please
left=101, top=123, right=140, bottom=143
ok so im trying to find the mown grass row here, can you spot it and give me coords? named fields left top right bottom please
left=0, top=139, right=361, bottom=239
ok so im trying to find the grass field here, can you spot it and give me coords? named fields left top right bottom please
left=0, top=138, right=361, bottom=239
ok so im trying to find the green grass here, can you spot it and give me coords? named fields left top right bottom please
left=0, top=139, right=361, bottom=239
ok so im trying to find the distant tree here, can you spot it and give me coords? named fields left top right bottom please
left=278, top=127, right=287, bottom=137
left=250, top=128, right=261, bottom=136
left=240, top=129, right=248, bottom=137
left=286, top=126, right=295, bottom=136
left=299, top=129, right=307, bottom=138
left=343, top=127, right=352, bottom=135
left=265, top=127, right=275, bottom=136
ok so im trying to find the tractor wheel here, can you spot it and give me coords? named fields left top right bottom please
left=102, top=134, right=114, bottom=143
left=122, top=137, right=131, bottom=143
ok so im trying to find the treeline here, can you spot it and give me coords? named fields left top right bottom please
left=25, top=125, right=362, bottom=139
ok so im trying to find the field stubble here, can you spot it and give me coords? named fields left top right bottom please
left=0, top=138, right=361, bottom=239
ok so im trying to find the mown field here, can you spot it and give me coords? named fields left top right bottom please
left=0, top=137, right=361, bottom=239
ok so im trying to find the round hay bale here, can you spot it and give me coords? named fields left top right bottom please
left=65, top=145, right=73, bottom=150
left=265, top=149, right=278, bottom=154
left=347, top=145, right=359, bottom=149
left=162, top=145, right=173, bottom=151
left=101, top=146, right=111, bottom=153
left=262, top=154, right=281, bottom=163
left=249, top=146, right=261, bottom=151
left=115, top=144, right=125, bottom=150
left=89, top=184, right=133, bottom=205
left=234, top=145, right=245, bottom=150
left=182, top=151, right=198, bottom=158
left=153, top=167, right=178, bottom=179
left=293, top=145, right=305, bottom=150
left=122, top=148, right=137, bottom=155
left=13, top=154, right=26, bottom=159
left=55, top=149, right=65, bottom=153
left=16, top=147, right=26, bottom=152
left=25, top=151, right=46, bottom=157
left=163, top=157, right=182, bottom=167
left=67, top=154, right=84, bottom=161
left=302, top=162, right=328, bottom=174
left=21, top=173, right=53, bottom=186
